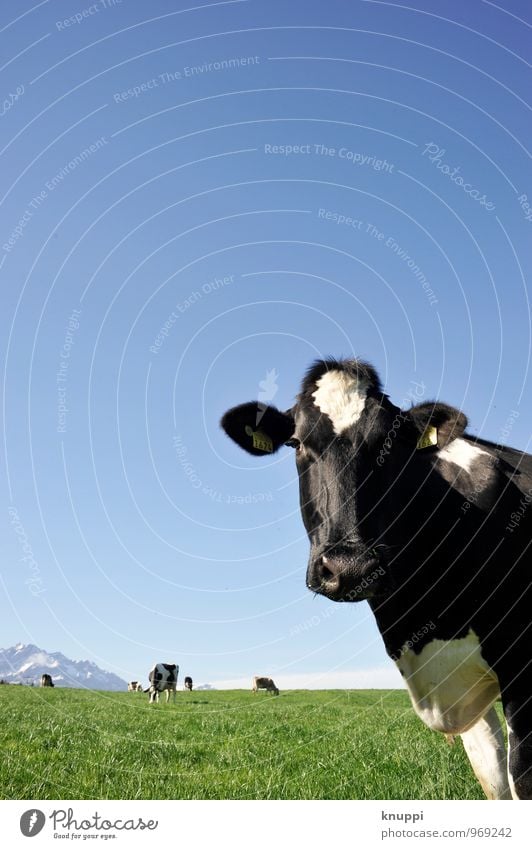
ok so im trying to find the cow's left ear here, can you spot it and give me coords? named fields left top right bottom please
left=407, top=402, right=468, bottom=450
left=220, top=402, right=295, bottom=456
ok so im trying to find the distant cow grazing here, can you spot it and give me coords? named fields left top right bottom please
left=40, top=674, right=54, bottom=688
left=252, top=676, right=279, bottom=695
left=184, top=676, right=193, bottom=691
left=222, top=357, right=532, bottom=799
left=128, top=681, right=143, bottom=692
left=148, top=663, right=179, bottom=703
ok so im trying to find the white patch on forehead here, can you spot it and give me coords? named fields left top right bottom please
left=438, top=438, right=489, bottom=473
left=311, top=370, right=368, bottom=434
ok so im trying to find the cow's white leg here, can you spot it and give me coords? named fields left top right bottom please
left=460, top=706, right=511, bottom=799
left=503, top=697, right=532, bottom=799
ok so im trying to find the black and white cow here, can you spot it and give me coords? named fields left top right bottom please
left=221, top=358, right=532, bottom=800
left=128, top=681, right=143, bottom=692
left=40, top=674, right=54, bottom=688
left=184, top=676, right=193, bottom=691
left=147, top=663, right=179, bottom=703
left=253, top=676, right=280, bottom=695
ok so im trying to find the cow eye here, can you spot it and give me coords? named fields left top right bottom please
left=285, top=437, right=302, bottom=451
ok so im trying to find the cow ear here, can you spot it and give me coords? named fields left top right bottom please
left=408, top=402, right=468, bottom=450
left=220, top=402, right=295, bottom=456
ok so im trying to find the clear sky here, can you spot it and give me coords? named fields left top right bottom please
left=1, top=0, right=531, bottom=689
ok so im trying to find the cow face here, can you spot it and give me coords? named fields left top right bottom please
left=221, top=359, right=468, bottom=603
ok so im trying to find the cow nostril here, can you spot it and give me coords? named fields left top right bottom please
left=321, top=562, right=334, bottom=581
left=320, top=556, right=340, bottom=586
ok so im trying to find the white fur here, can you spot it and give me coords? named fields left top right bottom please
left=438, top=439, right=489, bottom=473
left=396, top=629, right=500, bottom=735
left=506, top=721, right=520, bottom=800
left=461, top=706, right=511, bottom=799
left=312, top=371, right=368, bottom=434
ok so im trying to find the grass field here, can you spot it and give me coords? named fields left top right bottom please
left=0, top=686, right=485, bottom=800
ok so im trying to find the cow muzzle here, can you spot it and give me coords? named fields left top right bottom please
left=306, top=547, right=384, bottom=602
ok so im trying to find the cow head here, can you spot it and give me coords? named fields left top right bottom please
left=221, top=359, right=468, bottom=603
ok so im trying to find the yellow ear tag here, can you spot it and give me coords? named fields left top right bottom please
left=245, top=425, right=273, bottom=453
left=417, top=425, right=438, bottom=450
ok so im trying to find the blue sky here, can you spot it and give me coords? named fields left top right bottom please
left=1, top=0, right=531, bottom=689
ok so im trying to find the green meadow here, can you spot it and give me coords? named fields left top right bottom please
left=0, top=686, right=483, bottom=800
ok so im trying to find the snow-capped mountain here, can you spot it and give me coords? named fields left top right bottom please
left=0, top=643, right=127, bottom=690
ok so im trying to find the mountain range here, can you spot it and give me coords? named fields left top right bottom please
left=0, top=643, right=128, bottom=690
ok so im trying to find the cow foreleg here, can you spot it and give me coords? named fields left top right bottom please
left=460, top=706, right=511, bottom=799
left=503, top=696, right=532, bottom=800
